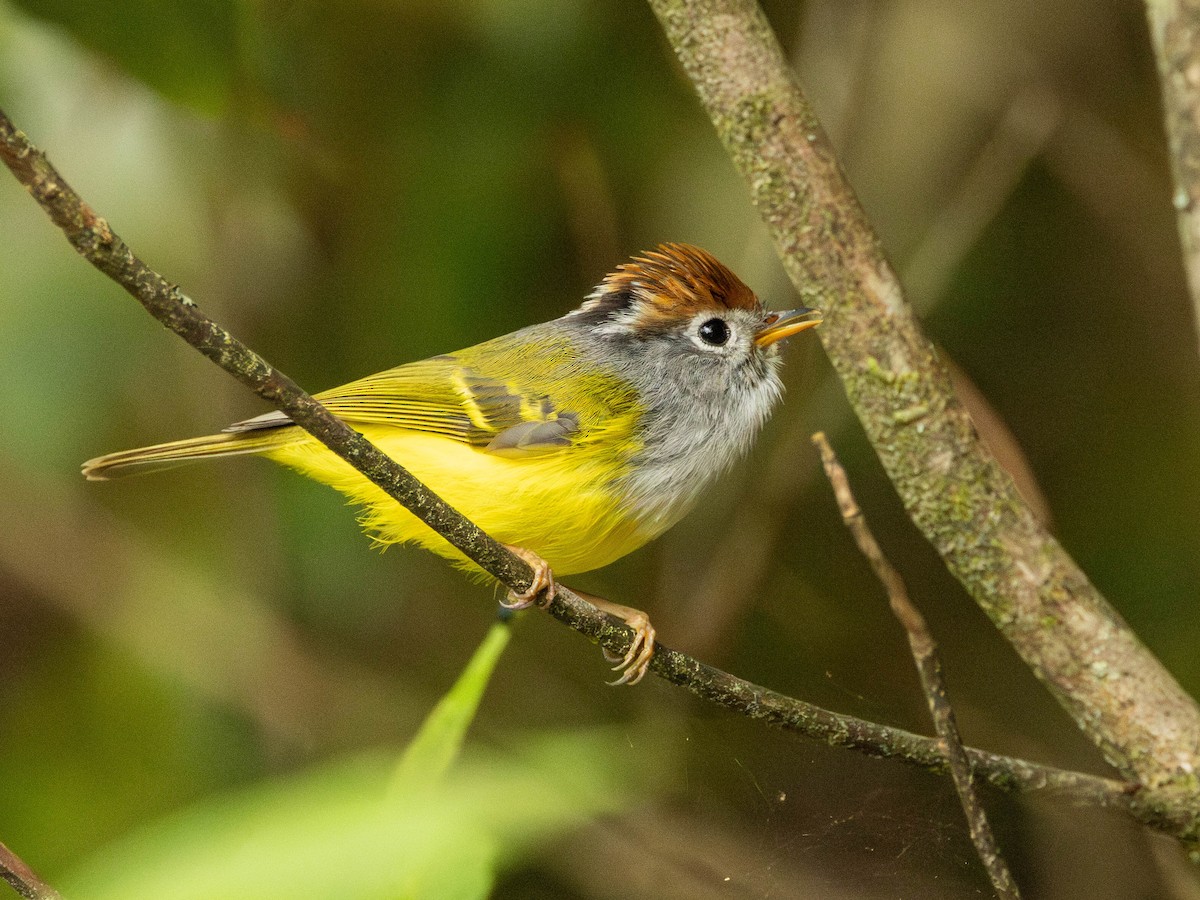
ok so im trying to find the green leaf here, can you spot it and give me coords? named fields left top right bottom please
left=62, top=728, right=672, bottom=900
left=61, top=624, right=675, bottom=899
left=389, top=621, right=510, bottom=799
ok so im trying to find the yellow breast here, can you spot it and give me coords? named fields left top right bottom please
left=267, top=426, right=653, bottom=576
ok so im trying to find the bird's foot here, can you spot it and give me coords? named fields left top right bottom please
left=499, top=544, right=556, bottom=610
left=573, top=590, right=657, bottom=686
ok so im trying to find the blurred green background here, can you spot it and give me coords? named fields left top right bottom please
left=1, top=1, right=1199, bottom=897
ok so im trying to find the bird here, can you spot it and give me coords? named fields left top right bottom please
left=83, top=243, right=822, bottom=685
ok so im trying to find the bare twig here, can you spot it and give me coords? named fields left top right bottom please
left=813, top=433, right=1020, bottom=899
left=551, top=587, right=1142, bottom=807
left=0, top=841, right=61, bottom=900
left=646, top=0, right=1200, bottom=838
left=2, top=107, right=1194, bottom=840
left=0, top=112, right=538, bottom=604
left=1144, top=0, right=1200, bottom=352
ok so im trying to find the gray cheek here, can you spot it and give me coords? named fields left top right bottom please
left=617, top=365, right=784, bottom=527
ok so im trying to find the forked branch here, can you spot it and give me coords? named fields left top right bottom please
left=646, top=0, right=1200, bottom=841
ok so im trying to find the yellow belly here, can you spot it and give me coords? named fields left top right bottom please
left=266, top=427, right=651, bottom=576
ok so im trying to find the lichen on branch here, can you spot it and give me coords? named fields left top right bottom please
left=647, top=0, right=1200, bottom=838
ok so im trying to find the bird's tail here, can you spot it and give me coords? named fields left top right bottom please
left=82, top=429, right=296, bottom=481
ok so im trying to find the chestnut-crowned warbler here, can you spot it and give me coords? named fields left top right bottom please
left=83, top=244, right=821, bottom=684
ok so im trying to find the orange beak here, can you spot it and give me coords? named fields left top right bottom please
left=754, top=307, right=823, bottom=347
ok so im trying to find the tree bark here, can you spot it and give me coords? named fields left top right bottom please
left=647, top=0, right=1200, bottom=838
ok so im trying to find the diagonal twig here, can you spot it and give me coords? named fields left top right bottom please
left=0, top=111, right=537, bottom=603
left=2, top=106, right=1190, bottom=841
left=814, top=432, right=1020, bottom=899
left=0, top=841, right=61, bottom=900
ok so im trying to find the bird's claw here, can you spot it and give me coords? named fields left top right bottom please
left=605, top=611, right=656, bottom=687
left=499, top=573, right=655, bottom=686
left=499, top=544, right=556, bottom=611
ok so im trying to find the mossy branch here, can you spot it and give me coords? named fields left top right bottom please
left=646, top=0, right=1200, bottom=840
left=0, top=106, right=1192, bottom=840
left=0, top=112, right=537, bottom=599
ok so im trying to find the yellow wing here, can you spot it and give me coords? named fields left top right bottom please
left=226, top=332, right=633, bottom=457
left=83, top=328, right=640, bottom=480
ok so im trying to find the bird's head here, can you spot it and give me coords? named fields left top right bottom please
left=568, top=243, right=822, bottom=377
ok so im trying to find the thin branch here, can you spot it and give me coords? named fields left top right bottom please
left=550, top=587, right=1142, bottom=807
left=0, top=107, right=1191, bottom=841
left=0, top=114, right=538, bottom=602
left=1144, top=0, right=1200, bottom=353
left=646, top=0, right=1200, bottom=839
left=0, top=841, right=61, bottom=900
left=814, top=433, right=1020, bottom=899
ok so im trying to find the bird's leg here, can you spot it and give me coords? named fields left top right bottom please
left=499, top=544, right=556, bottom=610
left=496, top=554, right=655, bottom=686
left=570, top=588, right=657, bottom=687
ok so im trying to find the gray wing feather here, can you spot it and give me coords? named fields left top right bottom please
left=485, top=413, right=580, bottom=457
left=224, top=409, right=293, bottom=433
left=222, top=362, right=583, bottom=455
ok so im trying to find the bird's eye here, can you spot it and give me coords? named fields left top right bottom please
left=698, top=318, right=730, bottom=346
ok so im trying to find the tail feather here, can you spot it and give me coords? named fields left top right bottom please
left=82, top=429, right=296, bottom=481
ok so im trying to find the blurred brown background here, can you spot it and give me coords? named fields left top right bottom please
left=1, top=0, right=1199, bottom=896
